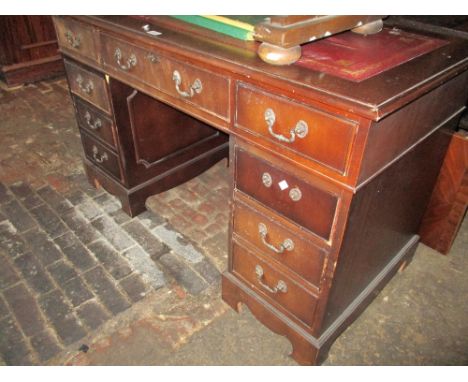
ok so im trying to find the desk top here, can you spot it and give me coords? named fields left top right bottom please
left=80, top=16, right=468, bottom=121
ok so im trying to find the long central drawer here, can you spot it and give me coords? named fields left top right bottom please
left=100, top=33, right=231, bottom=122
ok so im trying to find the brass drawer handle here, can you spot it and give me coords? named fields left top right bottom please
left=264, top=108, right=308, bottom=143
left=289, top=187, right=302, bottom=202
left=262, top=172, right=272, bottom=187
left=172, top=70, right=203, bottom=98
left=84, top=111, right=102, bottom=130
left=255, top=265, right=288, bottom=294
left=64, top=30, right=81, bottom=49
left=75, top=75, right=94, bottom=95
left=92, top=145, right=108, bottom=163
left=258, top=223, right=294, bottom=254
left=114, top=48, right=137, bottom=71
left=261, top=172, right=302, bottom=202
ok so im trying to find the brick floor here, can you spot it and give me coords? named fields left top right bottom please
left=146, top=165, right=230, bottom=273
left=0, top=77, right=230, bottom=365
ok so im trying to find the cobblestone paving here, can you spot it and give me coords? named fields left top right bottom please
left=0, top=78, right=227, bottom=365
left=146, top=160, right=230, bottom=273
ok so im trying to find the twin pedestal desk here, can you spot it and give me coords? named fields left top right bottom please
left=52, top=16, right=468, bottom=365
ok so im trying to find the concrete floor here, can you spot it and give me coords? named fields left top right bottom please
left=1, top=77, right=467, bottom=366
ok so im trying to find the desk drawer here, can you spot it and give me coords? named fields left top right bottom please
left=232, top=242, right=318, bottom=328
left=159, top=58, right=230, bottom=121
left=101, top=33, right=161, bottom=91
left=81, top=132, right=122, bottom=181
left=101, top=33, right=230, bottom=121
left=65, top=60, right=111, bottom=113
left=75, top=98, right=117, bottom=149
left=235, top=147, right=338, bottom=241
left=236, top=83, right=358, bottom=175
left=54, top=16, right=99, bottom=63
left=232, top=197, right=326, bottom=288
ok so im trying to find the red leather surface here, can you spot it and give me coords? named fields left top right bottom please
left=297, top=27, right=448, bottom=82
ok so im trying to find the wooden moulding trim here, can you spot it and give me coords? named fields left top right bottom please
left=355, top=107, right=466, bottom=192
left=20, top=39, right=58, bottom=50
left=375, top=59, right=468, bottom=116
left=225, top=234, right=419, bottom=349
left=1, top=54, right=62, bottom=73
left=124, top=142, right=229, bottom=193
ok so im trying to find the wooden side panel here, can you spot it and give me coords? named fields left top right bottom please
left=321, top=125, right=453, bottom=333
left=127, top=90, right=218, bottom=165
left=357, top=71, right=468, bottom=185
left=419, top=130, right=468, bottom=254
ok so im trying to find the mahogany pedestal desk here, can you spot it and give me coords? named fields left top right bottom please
left=52, top=16, right=468, bottom=365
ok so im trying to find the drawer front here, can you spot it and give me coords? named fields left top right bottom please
left=54, top=17, right=99, bottom=63
left=232, top=242, right=318, bottom=328
left=235, top=148, right=338, bottom=241
left=65, top=60, right=111, bottom=113
left=236, top=83, right=358, bottom=175
left=75, top=99, right=117, bottom=149
left=232, top=198, right=326, bottom=288
left=81, top=132, right=121, bottom=181
left=101, top=33, right=230, bottom=121
left=101, top=33, right=162, bottom=91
